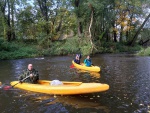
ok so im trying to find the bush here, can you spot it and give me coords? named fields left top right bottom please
left=99, top=41, right=142, bottom=53
left=0, top=39, right=40, bottom=60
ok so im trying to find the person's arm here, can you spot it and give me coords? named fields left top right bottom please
left=84, top=59, right=87, bottom=64
left=19, top=70, right=26, bottom=81
left=18, top=70, right=29, bottom=83
left=74, top=59, right=77, bottom=63
left=90, top=59, right=92, bottom=65
left=31, top=69, right=39, bottom=83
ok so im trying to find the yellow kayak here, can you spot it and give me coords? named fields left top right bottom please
left=72, top=61, right=101, bottom=72
left=10, top=80, right=109, bottom=95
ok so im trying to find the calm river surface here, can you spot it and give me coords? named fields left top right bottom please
left=0, top=54, right=150, bottom=113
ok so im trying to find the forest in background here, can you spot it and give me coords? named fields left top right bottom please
left=0, top=0, right=150, bottom=60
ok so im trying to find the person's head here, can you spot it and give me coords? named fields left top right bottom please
left=76, top=55, right=79, bottom=60
left=78, top=54, right=82, bottom=59
left=28, top=64, right=33, bottom=70
left=86, top=55, right=90, bottom=59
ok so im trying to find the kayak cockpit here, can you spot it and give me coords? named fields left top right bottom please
left=38, top=80, right=82, bottom=86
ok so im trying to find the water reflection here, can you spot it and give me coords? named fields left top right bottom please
left=77, top=69, right=100, bottom=79
left=14, top=91, right=110, bottom=113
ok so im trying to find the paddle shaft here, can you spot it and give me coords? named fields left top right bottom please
left=12, top=76, right=30, bottom=88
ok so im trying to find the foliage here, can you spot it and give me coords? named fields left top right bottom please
left=49, top=37, right=80, bottom=55
left=0, top=0, right=150, bottom=59
left=99, top=41, right=142, bottom=53
left=0, top=39, right=39, bottom=60
left=0, top=37, right=143, bottom=60
left=137, top=47, right=150, bottom=56
left=140, top=28, right=150, bottom=41
left=79, top=37, right=92, bottom=55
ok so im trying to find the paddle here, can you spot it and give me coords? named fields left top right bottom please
left=70, top=64, right=74, bottom=68
left=3, top=75, right=30, bottom=90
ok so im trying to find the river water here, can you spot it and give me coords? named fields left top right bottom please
left=0, top=54, right=149, bottom=113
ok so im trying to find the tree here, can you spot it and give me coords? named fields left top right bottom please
left=129, top=13, right=150, bottom=46
left=0, top=0, right=16, bottom=41
left=73, top=0, right=83, bottom=37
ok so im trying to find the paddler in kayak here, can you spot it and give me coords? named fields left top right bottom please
left=19, top=64, right=39, bottom=84
left=84, top=55, right=92, bottom=67
left=74, top=54, right=82, bottom=64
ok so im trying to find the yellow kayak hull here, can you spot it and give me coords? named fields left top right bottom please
left=10, top=80, right=109, bottom=95
left=72, top=61, right=101, bottom=72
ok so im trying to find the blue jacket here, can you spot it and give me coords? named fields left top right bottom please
left=84, top=59, right=92, bottom=67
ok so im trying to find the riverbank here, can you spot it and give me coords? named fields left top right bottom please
left=136, top=47, right=150, bottom=56
left=0, top=38, right=147, bottom=60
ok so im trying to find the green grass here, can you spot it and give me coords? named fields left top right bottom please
left=136, top=47, right=150, bottom=56
left=98, top=41, right=142, bottom=53
left=0, top=40, right=39, bottom=60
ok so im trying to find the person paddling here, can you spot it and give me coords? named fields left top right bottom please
left=84, top=55, right=92, bottom=67
left=74, top=54, right=81, bottom=64
left=19, top=64, right=39, bottom=84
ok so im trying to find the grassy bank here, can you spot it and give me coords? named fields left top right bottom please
left=0, top=38, right=145, bottom=60
left=136, top=47, right=150, bottom=56
left=0, top=39, right=39, bottom=60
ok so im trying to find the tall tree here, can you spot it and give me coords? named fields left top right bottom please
left=36, top=0, right=50, bottom=35
left=129, top=13, right=150, bottom=46
left=73, top=0, right=83, bottom=37
left=0, top=0, right=7, bottom=40
left=0, top=0, right=16, bottom=41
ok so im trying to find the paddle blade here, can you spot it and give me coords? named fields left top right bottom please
left=3, top=86, right=12, bottom=90
left=70, top=64, right=74, bottom=68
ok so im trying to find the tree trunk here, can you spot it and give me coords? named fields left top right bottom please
left=139, top=39, right=150, bottom=46
left=11, top=0, right=15, bottom=40
left=119, top=25, right=123, bottom=43
left=88, top=4, right=98, bottom=53
left=89, top=8, right=94, bottom=53
left=78, top=21, right=83, bottom=37
left=111, top=22, right=117, bottom=42
left=0, top=0, right=7, bottom=39
left=114, top=32, right=117, bottom=42
left=126, top=31, right=128, bottom=41
left=7, top=0, right=11, bottom=41
left=74, top=0, right=83, bottom=37
left=37, top=0, right=49, bottom=35
left=129, top=13, right=150, bottom=46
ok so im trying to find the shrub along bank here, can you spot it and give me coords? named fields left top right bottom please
left=0, top=38, right=146, bottom=60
